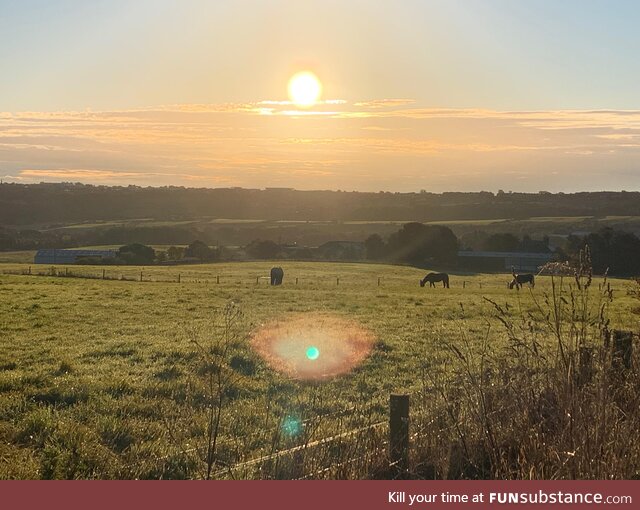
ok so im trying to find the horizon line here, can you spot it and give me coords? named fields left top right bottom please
left=1, top=180, right=639, bottom=195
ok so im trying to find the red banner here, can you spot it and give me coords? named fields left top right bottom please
left=1, top=480, right=638, bottom=510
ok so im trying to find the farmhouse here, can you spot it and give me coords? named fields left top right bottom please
left=457, top=250, right=554, bottom=272
left=34, top=249, right=118, bottom=265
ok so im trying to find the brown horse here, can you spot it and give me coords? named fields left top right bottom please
left=420, top=272, right=450, bottom=288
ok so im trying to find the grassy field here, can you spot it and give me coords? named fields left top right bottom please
left=0, top=261, right=638, bottom=479
left=26, top=214, right=640, bottom=234
left=0, top=251, right=37, bottom=264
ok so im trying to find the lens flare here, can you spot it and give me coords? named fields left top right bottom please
left=306, top=346, right=320, bottom=360
left=251, top=313, right=375, bottom=380
left=281, top=415, right=302, bottom=438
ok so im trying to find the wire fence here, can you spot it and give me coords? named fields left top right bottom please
left=115, top=387, right=470, bottom=480
left=1, top=264, right=518, bottom=290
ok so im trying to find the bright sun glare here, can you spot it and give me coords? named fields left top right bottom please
left=288, top=71, right=322, bottom=108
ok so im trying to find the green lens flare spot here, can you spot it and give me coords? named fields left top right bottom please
left=282, top=416, right=302, bottom=437
left=306, top=346, right=320, bottom=360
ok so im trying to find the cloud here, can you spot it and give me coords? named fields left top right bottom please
left=16, top=168, right=238, bottom=185
left=595, top=133, right=640, bottom=140
left=0, top=142, right=84, bottom=152
left=2, top=102, right=640, bottom=191
left=360, top=126, right=393, bottom=131
left=353, top=99, right=416, bottom=108
left=18, top=169, right=146, bottom=180
left=257, top=99, right=347, bottom=106
left=333, top=107, right=640, bottom=131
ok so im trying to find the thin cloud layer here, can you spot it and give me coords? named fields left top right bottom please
left=353, top=99, right=416, bottom=108
left=1, top=101, right=640, bottom=191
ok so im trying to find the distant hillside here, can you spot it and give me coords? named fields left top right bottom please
left=2, top=183, right=640, bottom=226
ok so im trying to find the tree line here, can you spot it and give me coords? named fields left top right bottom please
left=563, top=228, right=640, bottom=276
left=4, top=219, right=640, bottom=276
left=78, top=241, right=222, bottom=265
left=3, top=182, right=640, bottom=225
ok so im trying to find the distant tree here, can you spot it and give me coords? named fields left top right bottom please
left=216, top=246, right=231, bottom=261
left=295, top=247, right=314, bottom=260
left=76, top=256, right=107, bottom=265
left=185, top=240, right=216, bottom=262
left=568, top=228, right=640, bottom=275
left=156, top=250, right=167, bottom=263
left=245, top=240, right=281, bottom=259
left=167, top=246, right=185, bottom=260
left=4, top=184, right=640, bottom=228
left=364, top=234, right=386, bottom=260
left=606, top=231, right=640, bottom=275
left=482, top=233, right=520, bottom=252
left=386, top=222, right=458, bottom=265
left=118, top=243, right=155, bottom=265
left=519, top=234, right=550, bottom=253
left=458, top=230, right=489, bottom=251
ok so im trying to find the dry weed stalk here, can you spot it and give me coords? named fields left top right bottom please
left=415, top=247, right=640, bottom=479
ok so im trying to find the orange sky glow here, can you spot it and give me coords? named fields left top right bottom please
left=2, top=102, right=640, bottom=191
left=2, top=1, right=640, bottom=191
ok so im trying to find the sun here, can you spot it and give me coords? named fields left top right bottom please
left=288, top=71, right=322, bottom=108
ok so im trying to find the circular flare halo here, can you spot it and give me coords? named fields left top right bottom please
left=251, top=313, right=375, bottom=380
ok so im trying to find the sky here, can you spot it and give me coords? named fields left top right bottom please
left=1, top=0, right=640, bottom=192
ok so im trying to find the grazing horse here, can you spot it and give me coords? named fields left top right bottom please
left=420, top=272, right=450, bottom=288
left=270, top=266, right=284, bottom=286
left=509, top=273, right=535, bottom=290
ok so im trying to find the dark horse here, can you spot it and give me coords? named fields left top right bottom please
left=420, top=272, right=450, bottom=288
left=509, top=273, right=535, bottom=290
left=270, top=267, right=284, bottom=286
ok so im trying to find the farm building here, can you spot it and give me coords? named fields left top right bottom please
left=34, top=249, right=118, bottom=265
left=457, top=250, right=555, bottom=272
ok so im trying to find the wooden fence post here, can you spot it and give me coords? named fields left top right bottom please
left=178, top=273, right=181, bottom=284
left=291, top=449, right=305, bottom=480
left=378, top=277, right=381, bottom=287
left=102, top=269, right=105, bottom=280
left=337, top=277, right=340, bottom=286
left=611, top=330, right=633, bottom=370
left=256, top=276, right=259, bottom=284
left=389, top=394, right=409, bottom=476
left=479, top=282, right=482, bottom=289
left=140, top=271, right=143, bottom=282
left=216, top=275, right=220, bottom=284
left=463, top=281, right=466, bottom=289
left=28, top=266, right=32, bottom=275
left=295, top=277, right=299, bottom=285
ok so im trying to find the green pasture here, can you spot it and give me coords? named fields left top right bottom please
left=0, top=261, right=637, bottom=479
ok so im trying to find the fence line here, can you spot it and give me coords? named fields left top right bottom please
left=294, top=447, right=385, bottom=480
left=212, top=420, right=387, bottom=479
left=212, top=402, right=378, bottom=449
left=2, top=266, right=516, bottom=289
left=151, top=389, right=461, bottom=480
left=213, top=390, right=467, bottom=480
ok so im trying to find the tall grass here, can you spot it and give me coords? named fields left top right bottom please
left=410, top=247, right=640, bottom=479
left=1, top=260, right=637, bottom=479
left=133, top=249, right=640, bottom=480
